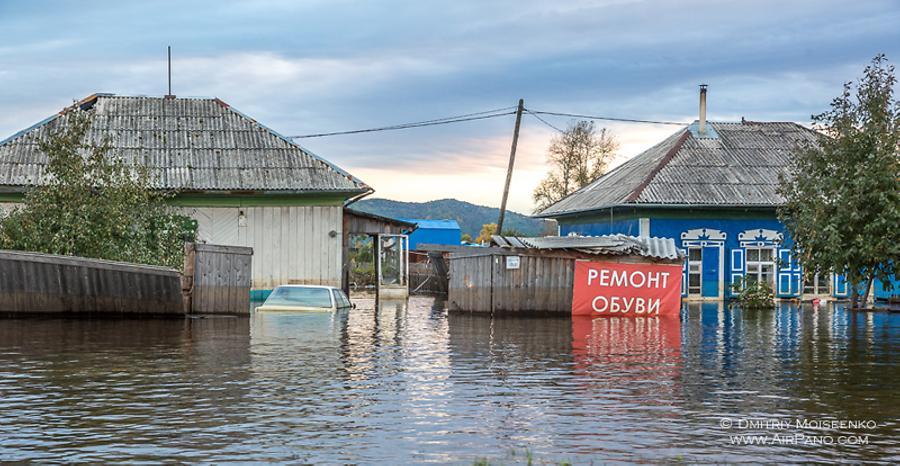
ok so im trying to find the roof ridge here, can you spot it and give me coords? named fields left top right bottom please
left=0, top=94, right=372, bottom=195
left=625, top=130, right=690, bottom=202
left=99, top=94, right=221, bottom=100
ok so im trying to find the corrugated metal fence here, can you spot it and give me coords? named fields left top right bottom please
left=183, top=243, right=253, bottom=315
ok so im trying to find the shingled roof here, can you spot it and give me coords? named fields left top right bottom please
left=0, top=94, right=370, bottom=195
left=536, top=120, right=820, bottom=218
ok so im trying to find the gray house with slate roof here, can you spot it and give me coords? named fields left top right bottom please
left=0, top=93, right=372, bottom=292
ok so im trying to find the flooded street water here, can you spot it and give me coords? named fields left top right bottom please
left=1, top=297, right=898, bottom=464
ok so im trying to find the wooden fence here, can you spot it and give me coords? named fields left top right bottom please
left=183, top=243, right=253, bottom=315
left=448, top=252, right=576, bottom=313
left=0, top=250, right=183, bottom=315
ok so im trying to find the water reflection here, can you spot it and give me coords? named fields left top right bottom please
left=0, top=300, right=897, bottom=463
left=0, top=317, right=251, bottom=463
left=571, top=315, right=681, bottom=391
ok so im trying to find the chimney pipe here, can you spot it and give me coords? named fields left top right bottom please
left=698, top=84, right=708, bottom=135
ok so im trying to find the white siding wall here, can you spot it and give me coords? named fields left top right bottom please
left=184, top=206, right=343, bottom=290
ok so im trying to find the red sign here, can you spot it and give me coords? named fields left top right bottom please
left=572, top=261, right=682, bottom=318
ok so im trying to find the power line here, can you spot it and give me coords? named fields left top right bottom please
left=288, top=106, right=517, bottom=139
left=524, top=108, right=564, bottom=133
left=287, top=105, right=688, bottom=139
left=529, top=110, right=687, bottom=126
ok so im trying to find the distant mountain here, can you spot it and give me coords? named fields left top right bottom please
left=350, top=198, right=553, bottom=238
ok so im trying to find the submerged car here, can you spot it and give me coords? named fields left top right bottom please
left=256, top=285, right=354, bottom=312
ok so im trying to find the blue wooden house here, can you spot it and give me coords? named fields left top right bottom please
left=535, top=96, right=887, bottom=301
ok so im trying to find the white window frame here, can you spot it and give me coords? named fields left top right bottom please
left=744, top=246, right=776, bottom=288
left=687, top=246, right=703, bottom=296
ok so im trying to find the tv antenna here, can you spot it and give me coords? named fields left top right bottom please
left=166, top=46, right=174, bottom=98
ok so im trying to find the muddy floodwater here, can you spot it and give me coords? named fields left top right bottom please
left=0, top=297, right=897, bottom=463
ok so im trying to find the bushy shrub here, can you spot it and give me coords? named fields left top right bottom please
left=730, top=277, right=775, bottom=309
left=0, top=107, right=196, bottom=269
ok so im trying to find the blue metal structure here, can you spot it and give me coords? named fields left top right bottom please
left=401, top=219, right=461, bottom=251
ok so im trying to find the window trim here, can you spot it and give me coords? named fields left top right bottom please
left=744, top=246, right=776, bottom=288
left=687, top=246, right=703, bottom=296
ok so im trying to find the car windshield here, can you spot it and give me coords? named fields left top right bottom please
left=264, top=287, right=333, bottom=308
left=332, top=289, right=351, bottom=308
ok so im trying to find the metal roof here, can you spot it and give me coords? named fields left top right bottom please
left=400, top=218, right=461, bottom=230
left=491, top=234, right=682, bottom=261
left=536, top=120, right=820, bottom=217
left=0, top=94, right=370, bottom=195
left=344, top=208, right=418, bottom=230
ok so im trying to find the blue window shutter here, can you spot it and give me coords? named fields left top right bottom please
left=778, top=273, right=792, bottom=296
left=834, top=273, right=848, bottom=297
left=777, top=249, right=798, bottom=297
left=730, top=248, right=744, bottom=296
left=681, top=248, right=687, bottom=297
left=778, top=248, right=792, bottom=272
left=731, top=248, right=744, bottom=272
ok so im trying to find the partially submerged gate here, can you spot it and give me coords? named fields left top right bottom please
left=342, top=208, right=415, bottom=299
left=376, top=233, right=409, bottom=299
left=182, top=243, right=253, bottom=315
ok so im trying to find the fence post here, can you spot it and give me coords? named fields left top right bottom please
left=182, top=242, right=196, bottom=314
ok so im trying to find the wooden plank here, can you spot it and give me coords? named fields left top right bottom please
left=194, top=243, right=252, bottom=255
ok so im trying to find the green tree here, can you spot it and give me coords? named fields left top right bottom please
left=461, top=233, right=473, bottom=243
left=778, top=54, right=900, bottom=308
left=533, top=120, right=618, bottom=212
left=0, top=106, right=196, bottom=269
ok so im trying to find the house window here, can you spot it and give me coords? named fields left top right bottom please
left=803, top=269, right=831, bottom=296
left=687, top=247, right=702, bottom=295
left=745, top=247, right=775, bottom=288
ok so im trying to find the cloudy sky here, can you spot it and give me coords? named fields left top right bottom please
left=1, top=0, right=897, bottom=213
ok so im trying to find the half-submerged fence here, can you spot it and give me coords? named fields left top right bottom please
left=0, top=250, right=183, bottom=315
left=183, top=243, right=253, bottom=315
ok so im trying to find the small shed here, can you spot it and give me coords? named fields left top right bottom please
left=448, top=234, right=682, bottom=313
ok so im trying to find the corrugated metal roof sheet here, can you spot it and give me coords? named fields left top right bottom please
left=0, top=94, right=369, bottom=194
left=400, top=218, right=461, bottom=230
left=491, top=234, right=682, bottom=261
left=537, top=120, right=820, bottom=217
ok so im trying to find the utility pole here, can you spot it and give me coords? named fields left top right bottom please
left=496, top=98, right=524, bottom=235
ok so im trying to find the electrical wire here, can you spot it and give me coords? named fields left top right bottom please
left=287, top=105, right=687, bottom=139
left=288, top=106, right=518, bottom=139
left=529, top=110, right=687, bottom=126
left=524, top=108, right=565, bottom=133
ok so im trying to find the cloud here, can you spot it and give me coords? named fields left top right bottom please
left=1, top=0, right=897, bottom=213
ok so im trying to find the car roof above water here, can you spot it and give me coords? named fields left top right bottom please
left=273, top=284, right=339, bottom=290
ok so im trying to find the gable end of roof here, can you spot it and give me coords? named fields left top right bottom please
left=625, top=130, right=690, bottom=202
